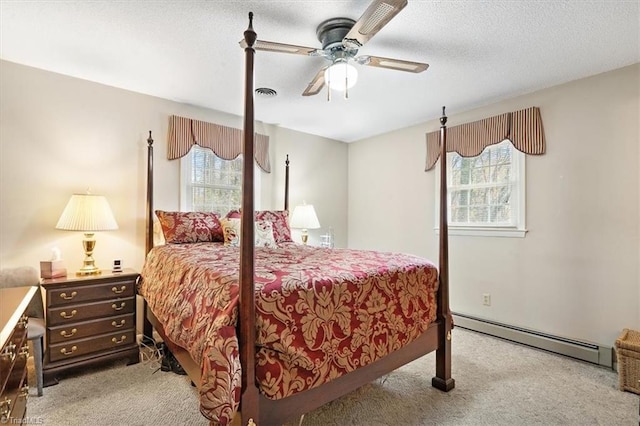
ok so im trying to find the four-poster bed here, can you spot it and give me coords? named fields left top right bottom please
left=138, top=13, right=454, bottom=426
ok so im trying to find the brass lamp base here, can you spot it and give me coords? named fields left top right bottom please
left=76, top=232, right=102, bottom=276
left=76, top=267, right=102, bottom=277
left=301, top=229, right=309, bottom=245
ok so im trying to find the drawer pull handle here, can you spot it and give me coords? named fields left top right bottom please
left=112, top=285, right=127, bottom=294
left=60, top=310, right=77, bottom=319
left=112, top=319, right=126, bottom=328
left=60, top=345, right=77, bottom=356
left=18, top=314, right=29, bottom=328
left=20, top=385, right=29, bottom=398
left=60, top=328, right=77, bottom=338
left=112, top=302, right=126, bottom=311
left=112, top=336, right=127, bottom=344
left=19, top=344, right=29, bottom=358
left=1, top=342, right=16, bottom=362
left=0, top=397, right=11, bottom=418
left=60, top=291, right=78, bottom=300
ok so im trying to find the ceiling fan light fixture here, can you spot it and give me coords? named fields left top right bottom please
left=324, top=61, right=358, bottom=91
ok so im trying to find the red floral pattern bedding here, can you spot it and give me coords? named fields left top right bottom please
left=139, top=242, right=439, bottom=424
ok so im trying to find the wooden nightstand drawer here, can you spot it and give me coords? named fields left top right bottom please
left=48, top=329, right=135, bottom=363
left=47, top=279, right=136, bottom=307
left=1, top=319, right=28, bottom=392
left=3, top=352, right=28, bottom=392
left=47, top=296, right=135, bottom=327
left=41, top=270, right=139, bottom=386
left=1, top=286, right=36, bottom=423
left=47, top=313, right=135, bottom=344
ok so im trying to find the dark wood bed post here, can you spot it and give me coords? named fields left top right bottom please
left=142, top=131, right=155, bottom=344
left=239, top=12, right=259, bottom=425
left=284, top=154, right=290, bottom=211
left=432, top=107, right=455, bottom=391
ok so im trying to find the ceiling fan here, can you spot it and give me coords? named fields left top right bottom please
left=240, top=0, right=429, bottom=98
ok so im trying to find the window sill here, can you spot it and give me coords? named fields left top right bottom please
left=434, top=227, right=527, bottom=238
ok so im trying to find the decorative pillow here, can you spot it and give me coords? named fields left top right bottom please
left=220, top=218, right=277, bottom=248
left=155, top=210, right=224, bottom=244
left=255, top=221, right=278, bottom=248
left=152, top=217, right=165, bottom=246
left=226, top=209, right=241, bottom=219
left=224, top=210, right=292, bottom=243
left=255, top=210, right=292, bottom=243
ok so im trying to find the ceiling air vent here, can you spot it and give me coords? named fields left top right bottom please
left=255, top=87, right=277, bottom=98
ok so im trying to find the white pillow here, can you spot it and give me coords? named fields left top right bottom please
left=221, top=218, right=277, bottom=249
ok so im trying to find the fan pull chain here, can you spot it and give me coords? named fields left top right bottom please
left=344, top=73, right=349, bottom=100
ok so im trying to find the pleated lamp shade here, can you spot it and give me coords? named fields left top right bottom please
left=290, top=203, right=320, bottom=245
left=290, top=204, right=320, bottom=230
left=56, top=194, right=118, bottom=231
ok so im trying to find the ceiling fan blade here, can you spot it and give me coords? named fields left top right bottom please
left=239, top=39, right=318, bottom=56
left=358, top=55, right=429, bottom=73
left=342, top=0, right=408, bottom=49
left=302, top=68, right=326, bottom=96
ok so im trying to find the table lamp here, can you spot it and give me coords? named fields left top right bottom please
left=56, top=193, right=118, bottom=276
left=290, top=203, right=320, bottom=245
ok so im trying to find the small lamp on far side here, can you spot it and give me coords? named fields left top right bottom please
left=290, top=203, right=321, bottom=245
left=56, top=193, right=118, bottom=276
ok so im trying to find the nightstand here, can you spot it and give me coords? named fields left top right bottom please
left=41, top=269, right=140, bottom=386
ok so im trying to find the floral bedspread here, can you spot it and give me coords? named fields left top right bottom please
left=139, top=242, right=439, bottom=424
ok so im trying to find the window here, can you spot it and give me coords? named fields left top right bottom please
left=180, top=146, right=260, bottom=214
left=436, top=140, right=526, bottom=237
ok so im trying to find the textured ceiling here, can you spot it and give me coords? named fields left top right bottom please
left=1, top=1, right=639, bottom=142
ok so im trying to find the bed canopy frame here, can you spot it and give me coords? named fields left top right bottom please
left=142, top=12, right=453, bottom=426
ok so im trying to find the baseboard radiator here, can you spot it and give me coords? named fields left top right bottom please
left=452, top=312, right=614, bottom=369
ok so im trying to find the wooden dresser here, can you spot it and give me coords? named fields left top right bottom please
left=41, top=270, right=140, bottom=386
left=1, top=286, right=37, bottom=423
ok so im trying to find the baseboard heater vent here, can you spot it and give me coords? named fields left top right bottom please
left=452, top=312, right=613, bottom=368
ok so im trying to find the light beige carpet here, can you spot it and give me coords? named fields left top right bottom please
left=28, top=328, right=637, bottom=425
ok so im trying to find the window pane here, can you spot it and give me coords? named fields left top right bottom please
left=451, top=156, right=462, bottom=171
left=451, top=169, right=461, bottom=185
left=490, top=205, right=511, bottom=223
left=460, top=168, right=470, bottom=185
left=492, top=145, right=512, bottom=164
left=471, top=167, right=490, bottom=184
left=493, top=163, right=511, bottom=183
left=451, top=190, right=469, bottom=207
left=490, top=186, right=510, bottom=205
left=478, top=149, right=491, bottom=166
left=469, top=188, right=488, bottom=205
left=446, top=140, right=519, bottom=228
left=451, top=207, right=468, bottom=222
left=469, top=206, right=488, bottom=222
left=187, top=147, right=243, bottom=213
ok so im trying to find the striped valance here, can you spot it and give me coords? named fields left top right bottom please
left=425, top=107, right=545, bottom=171
left=168, top=115, right=271, bottom=173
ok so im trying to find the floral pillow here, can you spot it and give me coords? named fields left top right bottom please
left=225, top=210, right=292, bottom=243
left=255, top=210, right=292, bottom=243
left=220, top=218, right=277, bottom=248
left=155, top=211, right=224, bottom=244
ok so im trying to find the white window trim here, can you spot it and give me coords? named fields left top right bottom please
left=179, top=148, right=262, bottom=212
left=434, top=142, right=527, bottom=238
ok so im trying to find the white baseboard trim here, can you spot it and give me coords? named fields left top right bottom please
left=452, top=312, right=614, bottom=369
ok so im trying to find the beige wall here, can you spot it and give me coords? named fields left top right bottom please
left=0, top=59, right=348, bottom=275
left=269, top=126, right=348, bottom=248
left=349, top=64, right=640, bottom=347
left=3, top=58, right=637, bottom=348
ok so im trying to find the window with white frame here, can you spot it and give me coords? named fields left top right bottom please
left=436, top=139, right=526, bottom=237
left=180, top=145, right=259, bottom=215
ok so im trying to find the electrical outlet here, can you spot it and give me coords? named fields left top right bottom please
left=482, top=293, right=491, bottom=306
